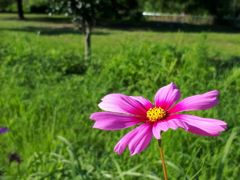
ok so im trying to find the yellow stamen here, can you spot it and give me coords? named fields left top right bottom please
left=147, top=107, right=166, bottom=122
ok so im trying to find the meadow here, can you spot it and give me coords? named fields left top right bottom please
left=0, top=13, right=240, bottom=180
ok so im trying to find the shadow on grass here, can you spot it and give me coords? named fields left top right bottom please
left=63, top=55, right=240, bottom=76
left=1, top=22, right=239, bottom=36
left=212, top=56, right=240, bottom=74
left=97, top=20, right=240, bottom=33
left=64, top=62, right=88, bottom=75
left=0, top=26, right=111, bottom=36
left=1, top=13, right=240, bottom=34
left=0, top=12, right=71, bottom=24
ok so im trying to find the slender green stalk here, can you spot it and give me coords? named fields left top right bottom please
left=17, top=164, right=22, bottom=179
left=158, top=136, right=168, bottom=180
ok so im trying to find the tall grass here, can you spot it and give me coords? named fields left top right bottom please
left=0, top=23, right=239, bottom=179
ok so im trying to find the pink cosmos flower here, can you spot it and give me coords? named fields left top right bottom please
left=90, top=83, right=227, bottom=156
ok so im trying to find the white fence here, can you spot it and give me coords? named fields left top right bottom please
left=142, top=12, right=215, bottom=25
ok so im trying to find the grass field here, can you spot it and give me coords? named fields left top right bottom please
left=0, top=13, right=240, bottom=180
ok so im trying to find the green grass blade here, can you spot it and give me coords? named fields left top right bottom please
left=189, top=156, right=206, bottom=180
left=216, top=131, right=237, bottom=180
left=155, top=160, right=189, bottom=178
left=113, top=159, right=125, bottom=180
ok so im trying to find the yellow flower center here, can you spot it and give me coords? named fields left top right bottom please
left=147, top=107, right=166, bottom=122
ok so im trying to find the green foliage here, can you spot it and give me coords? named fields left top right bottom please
left=47, top=0, right=139, bottom=23
left=138, top=0, right=240, bottom=17
left=0, top=14, right=240, bottom=179
left=0, top=0, right=48, bottom=12
left=0, top=0, right=15, bottom=11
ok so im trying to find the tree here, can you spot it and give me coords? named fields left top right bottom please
left=17, top=0, right=24, bottom=19
left=0, top=0, right=14, bottom=11
left=138, top=0, right=235, bottom=18
left=47, top=0, right=138, bottom=61
left=0, top=0, right=24, bottom=19
left=230, top=0, right=240, bottom=17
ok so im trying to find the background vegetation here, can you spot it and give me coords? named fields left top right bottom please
left=1, top=0, right=240, bottom=17
left=0, top=13, right=240, bottom=179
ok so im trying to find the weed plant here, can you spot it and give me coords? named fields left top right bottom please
left=0, top=16, right=240, bottom=179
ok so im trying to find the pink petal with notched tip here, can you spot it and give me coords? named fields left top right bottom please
left=152, top=117, right=189, bottom=139
left=171, top=114, right=227, bottom=136
left=129, top=122, right=153, bottom=155
left=168, top=90, right=219, bottom=114
left=114, top=122, right=153, bottom=155
left=114, top=126, right=139, bottom=155
left=90, top=112, right=148, bottom=130
left=155, top=82, right=181, bottom=111
left=98, top=94, right=148, bottom=117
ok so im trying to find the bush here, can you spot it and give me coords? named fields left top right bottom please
left=30, top=3, right=48, bottom=13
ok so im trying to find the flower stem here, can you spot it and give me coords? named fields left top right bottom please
left=158, top=137, right=168, bottom=180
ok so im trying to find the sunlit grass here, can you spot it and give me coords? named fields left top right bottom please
left=0, top=13, right=239, bottom=179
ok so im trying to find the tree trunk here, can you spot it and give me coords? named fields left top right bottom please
left=81, top=21, right=91, bottom=61
left=84, top=25, right=91, bottom=61
left=17, top=0, right=24, bottom=20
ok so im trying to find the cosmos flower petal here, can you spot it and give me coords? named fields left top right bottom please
left=152, top=122, right=161, bottom=139
left=98, top=94, right=148, bottom=116
left=167, top=119, right=179, bottom=130
left=167, top=118, right=189, bottom=130
left=166, top=116, right=190, bottom=130
left=168, top=90, right=219, bottom=114
left=90, top=112, right=147, bottom=130
left=0, top=127, right=8, bottom=134
left=152, top=117, right=189, bottom=139
left=130, top=96, right=154, bottom=111
left=129, top=122, right=153, bottom=155
left=157, top=121, right=170, bottom=132
left=155, top=82, right=181, bottom=111
left=172, top=114, right=227, bottom=136
left=114, top=123, right=153, bottom=155
left=114, top=126, right=140, bottom=155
